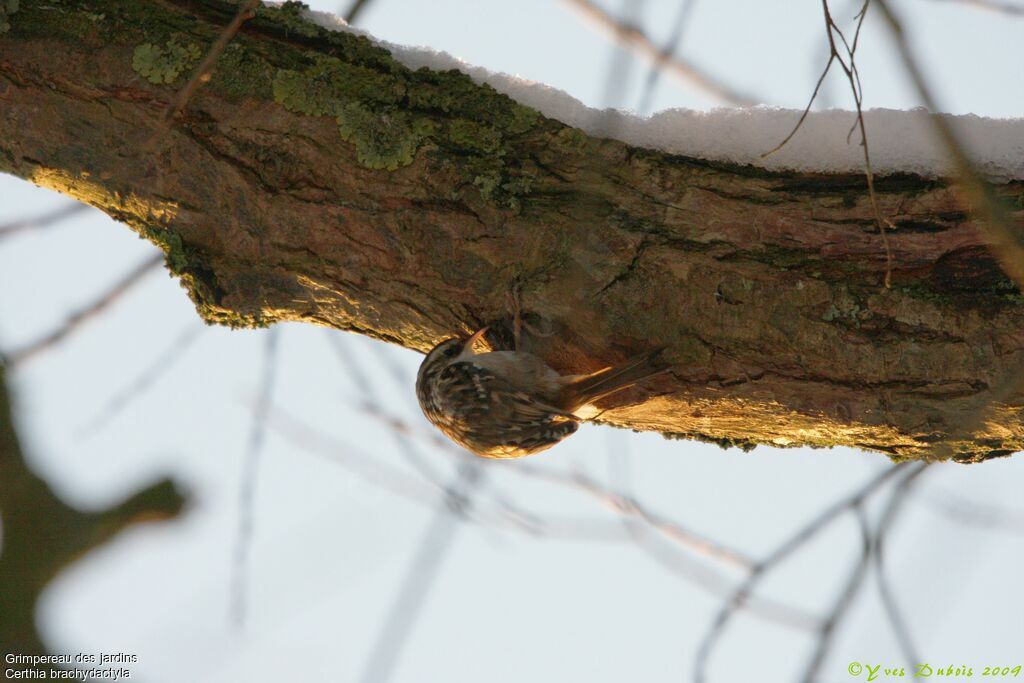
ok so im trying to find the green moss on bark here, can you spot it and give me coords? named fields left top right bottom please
left=246, top=12, right=542, bottom=197
left=132, top=38, right=201, bottom=84
left=1, top=0, right=19, bottom=34
left=254, top=1, right=319, bottom=38
left=662, top=431, right=761, bottom=452
left=268, top=51, right=541, bottom=180
left=271, top=53, right=405, bottom=114
left=212, top=43, right=274, bottom=100
left=19, top=0, right=544, bottom=203
left=335, top=102, right=423, bottom=170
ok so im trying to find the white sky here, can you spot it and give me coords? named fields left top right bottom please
left=2, top=1, right=1023, bottom=682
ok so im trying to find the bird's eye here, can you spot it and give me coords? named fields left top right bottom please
left=443, top=343, right=461, bottom=357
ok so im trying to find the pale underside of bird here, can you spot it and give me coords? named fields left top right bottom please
left=416, top=327, right=666, bottom=458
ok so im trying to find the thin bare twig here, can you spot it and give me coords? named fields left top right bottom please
left=231, top=328, right=281, bottom=630
left=161, top=1, right=259, bottom=126
left=268, top=402, right=452, bottom=509
left=343, top=0, right=375, bottom=24
left=874, top=464, right=930, bottom=672
left=77, top=322, right=205, bottom=435
left=565, top=469, right=755, bottom=570
left=1, top=253, right=163, bottom=368
left=764, top=0, right=894, bottom=287
left=637, top=0, right=698, bottom=115
left=326, top=331, right=446, bottom=485
left=143, top=0, right=260, bottom=151
left=357, top=403, right=758, bottom=570
left=0, top=203, right=88, bottom=242
left=797, top=463, right=928, bottom=682
left=799, top=505, right=873, bottom=683
left=693, top=463, right=908, bottom=683
left=602, top=433, right=817, bottom=632
left=330, top=332, right=539, bottom=530
left=335, top=337, right=486, bottom=683
left=918, top=485, right=1024, bottom=535
left=629, top=524, right=823, bottom=633
left=873, top=0, right=1024, bottom=457
left=355, top=403, right=821, bottom=631
left=264, top=401, right=620, bottom=539
left=596, top=0, right=642, bottom=118
left=874, top=0, right=1024, bottom=289
left=606, top=432, right=634, bottom=521
left=560, top=468, right=819, bottom=630
left=358, top=462, right=482, bottom=683
left=560, top=0, right=760, bottom=106
left=928, top=0, right=1024, bottom=15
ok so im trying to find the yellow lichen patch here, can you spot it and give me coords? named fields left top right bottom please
left=30, top=167, right=179, bottom=225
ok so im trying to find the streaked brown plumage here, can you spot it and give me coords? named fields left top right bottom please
left=416, top=328, right=666, bottom=458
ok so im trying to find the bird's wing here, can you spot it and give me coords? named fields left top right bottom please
left=435, top=361, right=579, bottom=455
left=437, top=361, right=577, bottom=423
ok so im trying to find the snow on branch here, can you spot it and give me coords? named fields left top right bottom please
left=301, top=4, right=1024, bottom=181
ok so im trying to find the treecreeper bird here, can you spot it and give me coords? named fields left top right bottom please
left=416, top=327, right=667, bottom=458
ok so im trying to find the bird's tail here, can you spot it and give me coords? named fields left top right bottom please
left=562, top=349, right=667, bottom=410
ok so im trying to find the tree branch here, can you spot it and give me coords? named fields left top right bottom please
left=0, top=366, right=186, bottom=658
left=561, top=0, right=760, bottom=106
left=2, top=0, right=1023, bottom=460
left=2, top=253, right=163, bottom=367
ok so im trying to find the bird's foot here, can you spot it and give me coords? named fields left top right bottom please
left=505, top=280, right=554, bottom=352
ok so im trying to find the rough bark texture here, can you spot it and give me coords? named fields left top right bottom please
left=2, top=0, right=1023, bottom=461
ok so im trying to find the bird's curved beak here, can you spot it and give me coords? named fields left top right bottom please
left=462, top=326, right=489, bottom=355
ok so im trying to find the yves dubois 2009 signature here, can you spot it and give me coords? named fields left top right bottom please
left=848, top=661, right=1022, bottom=680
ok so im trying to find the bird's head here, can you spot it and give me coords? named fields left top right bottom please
left=415, top=328, right=489, bottom=401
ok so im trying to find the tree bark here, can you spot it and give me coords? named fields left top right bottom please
left=2, top=0, right=1023, bottom=461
